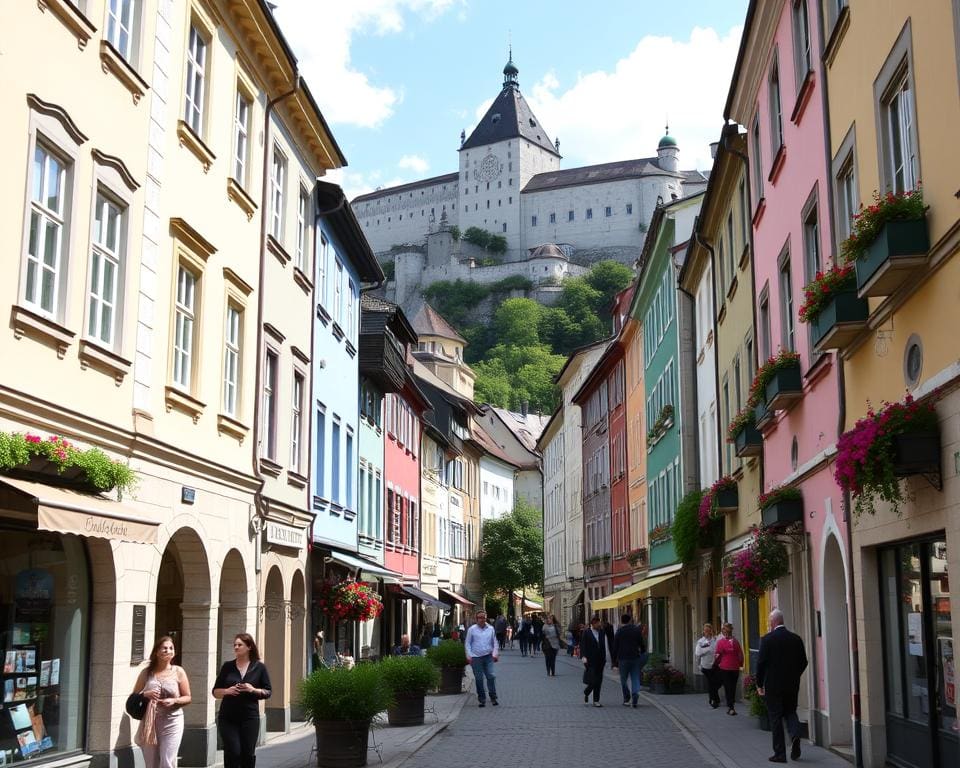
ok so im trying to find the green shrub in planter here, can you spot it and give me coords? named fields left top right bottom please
left=379, top=655, right=439, bottom=698
left=299, top=663, right=393, bottom=723
left=426, top=639, right=467, bottom=668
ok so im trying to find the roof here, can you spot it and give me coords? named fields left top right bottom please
left=523, top=157, right=700, bottom=193
left=554, top=337, right=612, bottom=385
left=360, top=293, right=417, bottom=346
left=351, top=172, right=459, bottom=205
left=461, top=82, right=559, bottom=157
left=471, top=423, right=521, bottom=469
left=489, top=406, right=550, bottom=453
left=410, top=302, right=466, bottom=344
left=534, top=404, right=563, bottom=452
left=316, top=181, right=384, bottom=283
left=527, top=243, right=569, bottom=260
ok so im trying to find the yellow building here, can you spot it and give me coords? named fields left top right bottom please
left=823, top=2, right=960, bottom=766
left=0, top=0, right=343, bottom=764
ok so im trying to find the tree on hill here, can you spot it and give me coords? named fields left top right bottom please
left=493, top=298, right=542, bottom=348
left=479, top=499, right=544, bottom=599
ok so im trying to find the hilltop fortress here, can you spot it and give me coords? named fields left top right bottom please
left=351, top=53, right=708, bottom=308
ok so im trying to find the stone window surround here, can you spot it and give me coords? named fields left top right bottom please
left=830, top=123, right=859, bottom=249
left=873, top=19, right=920, bottom=194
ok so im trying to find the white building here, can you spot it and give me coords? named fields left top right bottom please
left=474, top=424, right=518, bottom=521
left=539, top=408, right=566, bottom=620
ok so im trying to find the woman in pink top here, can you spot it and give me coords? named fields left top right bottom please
left=714, top=622, right=745, bottom=715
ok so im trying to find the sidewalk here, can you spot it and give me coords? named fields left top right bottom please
left=557, top=653, right=852, bottom=767
left=258, top=680, right=473, bottom=768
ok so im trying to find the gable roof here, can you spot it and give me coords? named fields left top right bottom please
left=351, top=172, right=459, bottom=205
left=471, top=423, right=521, bottom=469
left=461, top=85, right=559, bottom=157
left=523, top=157, right=704, bottom=194
left=410, top=302, right=466, bottom=344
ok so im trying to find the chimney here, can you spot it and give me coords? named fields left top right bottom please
left=521, top=400, right=529, bottom=418
left=710, top=141, right=719, bottom=160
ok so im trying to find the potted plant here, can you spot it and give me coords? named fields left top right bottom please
left=728, top=407, right=762, bottom=457
left=748, top=350, right=802, bottom=411
left=700, top=476, right=738, bottom=526
left=723, top=526, right=790, bottom=600
left=300, top=664, right=392, bottom=767
left=667, top=666, right=686, bottom=694
left=626, top=547, right=648, bottom=567
left=644, top=654, right=669, bottom=694
left=841, top=187, right=928, bottom=297
left=379, top=655, right=439, bottom=727
left=743, top=674, right=770, bottom=730
left=426, top=639, right=467, bottom=694
left=758, top=486, right=803, bottom=528
left=647, top=403, right=675, bottom=444
left=798, top=263, right=868, bottom=350
left=0, top=431, right=137, bottom=498
left=316, top=580, right=384, bottom=624
left=835, top=392, right=940, bottom=517
left=649, top=522, right=671, bottom=545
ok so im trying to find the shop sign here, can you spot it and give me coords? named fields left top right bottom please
left=37, top=506, right=157, bottom=544
left=265, top=521, right=305, bottom=550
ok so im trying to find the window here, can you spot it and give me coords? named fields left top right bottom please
left=502, top=223, right=506, bottom=233
left=769, top=55, right=784, bottom=153
left=778, top=255, right=795, bottom=351
left=316, top=405, right=326, bottom=497
left=106, top=0, right=137, bottom=60
left=531, top=215, right=537, bottom=226
left=346, top=430, right=354, bottom=508
left=233, top=91, right=251, bottom=185
left=296, top=186, right=309, bottom=271
left=739, top=179, right=749, bottom=248
left=346, top=280, right=356, bottom=340
left=717, top=237, right=726, bottom=293
left=802, top=196, right=820, bottom=282
left=261, top=349, right=278, bottom=459
left=334, top=260, right=343, bottom=324
left=173, top=266, right=196, bottom=389
left=759, top=287, right=771, bottom=361
left=726, top=213, right=736, bottom=277
left=270, top=146, right=286, bottom=240
left=331, top=418, right=341, bottom=503
left=884, top=72, right=917, bottom=193
left=24, top=144, right=68, bottom=317
left=222, top=305, right=241, bottom=416
left=184, top=24, right=207, bottom=135
left=568, top=210, right=574, bottom=222
left=605, top=206, right=612, bottom=217
left=751, top=115, right=764, bottom=201
left=550, top=212, right=556, bottom=224
left=87, top=192, right=125, bottom=347
left=291, top=372, right=304, bottom=471
left=792, top=0, right=811, bottom=88
left=318, top=233, right=329, bottom=308
left=626, top=203, right=633, bottom=215
left=586, top=208, right=593, bottom=220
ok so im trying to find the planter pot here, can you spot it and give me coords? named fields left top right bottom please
left=314, top=719, right=371, bottom=768
left=892, top=431, right=940, bottom=477
left=761, top=498, right=804, bottom=528
left=758, top=712, right=771, bottom=731
left=438, top=665, right=464, bottom=695
left=714, top=487, right=738, bottom=512
left=734, top=423, right=763, bottom=457
left=764, top=364, right=803, bottom=411
left=754, top=399, right=774, bottom=429
left=810, top=290, right=870, bottom=350
left=651, top=681, right=667, bottom=695
left=5, top=456, right=110, bottom=495
left=855, top=217, right=929, bottom=297
left=386, top=694, right=425, bottom=727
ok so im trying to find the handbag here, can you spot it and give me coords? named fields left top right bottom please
left=125, top=692, right=148, bottom=720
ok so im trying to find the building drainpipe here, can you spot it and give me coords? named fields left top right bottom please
left=253, top=74, right=301, bottom=631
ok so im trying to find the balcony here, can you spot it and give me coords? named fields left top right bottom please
left=855, top=217, right=930, bottom=297
left=358, top=331, right=406, bottom=392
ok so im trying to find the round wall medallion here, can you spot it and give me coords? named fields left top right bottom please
left=903, top=334, right=923, bottom=388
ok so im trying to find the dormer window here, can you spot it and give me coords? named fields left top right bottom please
left=529, top=118, right=536, bottom=127
left=492, top=113, right=501, bottom=123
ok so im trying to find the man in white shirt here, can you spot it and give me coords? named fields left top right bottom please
left=465, top=611, right=499, bottom=707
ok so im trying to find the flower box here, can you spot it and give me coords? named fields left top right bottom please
left=754, top=399, right=774, bottom=429
left=761, top=498, right=804, bottom=528
left=855, top=217, right=929, bottom=297
left=764, top=362, right=803, bottom=411
left=734, top=423, right=763, bottom=457
left=892, top=431, right=940, bottom=477
left=811, top=289, right=869, bottom=350
left=714, top=487, right=738, bottom=512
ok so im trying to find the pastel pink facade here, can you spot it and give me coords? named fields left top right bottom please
left=729, top=0, right=853, bottom=748
left=384, top=388, right=425, bottom=581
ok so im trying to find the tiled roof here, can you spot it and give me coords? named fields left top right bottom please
left=523, top=157, right=703, bottom=193
left=410, top=302, right=466, bottom=344
left=490, top=406, right=549, bottom=452
left=471, top=423, right=520, bottom=468
left=360, top=294, right=397, bottom=313
left=351, top=172, right=459, bottom=205
left=461, top=85, right=559, bottom=157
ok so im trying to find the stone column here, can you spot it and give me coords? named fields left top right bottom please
left=179, top=602, right=217, bottom=767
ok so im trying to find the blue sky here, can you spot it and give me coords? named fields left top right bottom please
left=273, top=1, right=749, bottom=200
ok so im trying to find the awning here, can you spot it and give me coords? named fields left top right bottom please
left=439, top=588, right=474, bottom=607
left=590, top=570, right=681, bottom=610
left=401, top=585, right=450, bottom=611
left=0, top=477, right=158, bottom=544
left=326, top=549, right=402, bottom=582
left=521, top=597, right=543, bottom=610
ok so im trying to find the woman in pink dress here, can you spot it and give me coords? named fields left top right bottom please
left=714, top=622, right=745, bottom=716
left=133, top=636, right=192, bottom=768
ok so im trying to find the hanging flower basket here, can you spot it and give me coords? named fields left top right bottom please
left=728, top=407, right=762, bottom=457
left=748, top=350, right=802, bottom=412
left=841, top=188, right=928, bottom=297
left=835, top=393, right=940, bottom=516
left=798, top=264, right=869, bottom=350
left=0, top=431, right=136, bottom=497
left=758, top=486, right=803, bottom=528
left=699, top=476, right=738, bottom=528
left=723, top=526, right=789, bottom=600
left=316, top=580, right=384, bottom=623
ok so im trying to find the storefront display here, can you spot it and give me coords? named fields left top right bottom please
left=0, top=531, right=88, bottom=762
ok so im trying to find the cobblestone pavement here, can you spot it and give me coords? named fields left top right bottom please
left=401, top=650, right=714, bottom=768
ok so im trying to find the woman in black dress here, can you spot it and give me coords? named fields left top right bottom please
left=212, top=633, right=272, bottom=768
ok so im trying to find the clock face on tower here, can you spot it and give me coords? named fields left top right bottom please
left=474, top=153, right=502, bottom=182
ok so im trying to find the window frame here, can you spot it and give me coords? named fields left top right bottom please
left=269, top=144, right=287, bottom=242
left=831, top=125, right=859, bottom=245
left=222, top=303, right=242, bottom=417
left=261, top=346, right=279, bottom=461
left=296, top=184, right=310, bottom=272
left=232, top=86, right=253, bottom=188
left=751, top=114, right=764, bottom=205
left=768, top=51, right=784, bottom=155
left=874, top=21, right=920, bottom=195
left=105, top=0, right=141, bottom=64
left=792, top=0, right=812, bottom=92
left=172, top=264, right=198, bottom=390
left=183, top=20, right=210, bottom=137
left=291, top=369, right=305, bottom=472
left=777, top=245, right=795, bottom=352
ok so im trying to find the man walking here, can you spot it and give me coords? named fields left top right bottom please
left=612, top=613, right=647, bottom=707
left=580, top=614, right=608, bottom=707
left=494, top=614, right=507, bottom=651
left=756, top=609, right=808, bottom=763
left=465, top=611, right=499, bottom=707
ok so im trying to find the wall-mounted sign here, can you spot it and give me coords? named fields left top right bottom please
left=265, top=521, right=305, bottom=550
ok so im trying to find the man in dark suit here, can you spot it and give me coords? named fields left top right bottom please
left=757, top=609, right=808, bottom=763
left=580, top=614, right=608, bottom=707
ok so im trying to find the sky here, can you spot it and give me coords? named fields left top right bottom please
left=271, top=0, right=750, bottom=201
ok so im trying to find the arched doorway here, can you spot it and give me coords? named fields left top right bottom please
left=218, top=549, right=248, bottom=666
left=154, top=528, right=212, bottom=766
left=822, top=533, right=852, bottom=747
left=290, top=570, right=306, bottom=722
left=263, top=566, right=288, bottom=732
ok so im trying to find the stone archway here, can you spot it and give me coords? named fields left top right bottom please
left=822, top=533, right=852, bottom=747
left=155, top=528, right=213, bottom=766
left=217, top=549, right=248, bottom=667
left=290, top=570, right=306, bottom=722
left=85, top=538, right=122, bottom=758
left=263, top=566, right=288, bottom=732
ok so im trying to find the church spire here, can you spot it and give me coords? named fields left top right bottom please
left=502, top=45, right=519, bottom=90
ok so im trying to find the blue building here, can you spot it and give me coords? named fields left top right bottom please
left=310, top=181, right=384, bottom=658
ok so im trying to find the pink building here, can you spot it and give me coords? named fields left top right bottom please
left=726, top=0, right=853, bottom=751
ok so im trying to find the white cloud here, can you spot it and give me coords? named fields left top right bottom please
left=398, top=154, right=430, bottom=173
left=272, top=0, right=458, bottom=128
left=514, top=26, right=743, bottom=173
